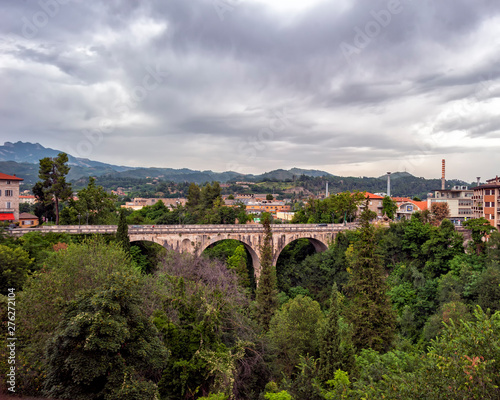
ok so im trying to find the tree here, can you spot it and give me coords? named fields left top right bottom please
left=266, top=194, right=274, bottom=201
left=318, top=285, right=354, bottom=382
left=116, top=209, right=130, bottom=252
left=187, top=183, right=201, bottom=209
left=421, top=219, right=464, bottom=278
left=227, top=244, right=251, bottom=288
left=151, top=252, right=256, bottom=399
left=430, top=202, right=450, bottom=226
left=291, top=191, right=366, bottom=224
left=344, top=208, right=396, bottom=352
left=382, top=196, right=397, bottom=220
left=463, top=217, right=497, bottom=255
left=268, top=295, right=324, bottom=376
left=0, top=244, right=33, bottom=294
left=200, top=182, right=222, bottom=210
left=44, top=271, right=167, bottom=400
left=34, top=153, right=72, bottom=225
left=14, top=239, right=135, bottom=396
left=67, top=177, right=117, bottom=224
left=254, top=213, right=278, bottom=331
left=32, top=180, right=55, bottom=224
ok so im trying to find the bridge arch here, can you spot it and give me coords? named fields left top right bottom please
left=200, top=237, right=261, bottom=277
left=129, top=234, right=167, bottom=248
left=272, top=235, right=330, bottom=266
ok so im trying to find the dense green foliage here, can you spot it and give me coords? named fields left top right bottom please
left=344, top=211, right=396, bottom=352
left=254, top=214, right=278, bottom=331
left=124, top=182, right=249, bottom=226
left=0, top=244, right=33, bottom=294
left=1, top=210, right=499, bottom=399
left=292, top=191, right=366, bottom=224
left=44, top=271, right=167, bottom=400
left=60, top=177, right=118, bottom=225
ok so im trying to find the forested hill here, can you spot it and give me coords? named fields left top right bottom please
left=291, top=172, right=470, bottom=199
left=0, top=142, right=472, bottom=198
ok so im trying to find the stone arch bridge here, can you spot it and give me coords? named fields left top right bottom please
left=10, top=223, right=359, bottom=278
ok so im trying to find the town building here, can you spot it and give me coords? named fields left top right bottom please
left=0, top=172, right=23, bottom=222
left=427, top=185, right=474, bottom=225
left=395, top=199, right=428, bottom=219
left=363, top=192, right=385, bottom=217
left=245, top=200, right=292, bottom=216
left=121, top=197, right=187, bottom=210
left=276, top=211, right=295, bottom=222
left=18, top=212, right=39, bottom=227
left=472, top=176, right=500, bottom=228
left=19, top=195, right=37, bottom=205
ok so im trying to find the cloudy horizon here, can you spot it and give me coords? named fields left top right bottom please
left=1, top=0, right=499, bottom=181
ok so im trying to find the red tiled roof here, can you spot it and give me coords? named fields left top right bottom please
left=411, top=201, right=428, bottom=211
left=19, top=213, right=38, bottom=219
left=0, top=172, right=23, bottom=181
left=364, top=192, right=384, bottom=199
left=392, top=197, right=413, bottom=202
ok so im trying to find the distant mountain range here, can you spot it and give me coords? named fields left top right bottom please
left=0, top=142, right=473, bottom=199
left=0, top=141, right=333, bottom=186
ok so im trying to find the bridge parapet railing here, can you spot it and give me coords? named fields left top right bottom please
left=8, top=223, right=360, bottom=237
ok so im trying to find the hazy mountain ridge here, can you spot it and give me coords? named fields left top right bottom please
left=0, top=142, right=333, bottom=185
left=0, top=142, right=471, bottom=197
left=0, top=141, right=132, bottom=172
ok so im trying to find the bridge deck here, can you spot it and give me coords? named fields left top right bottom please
left=8, top=223, right=359, bottom=237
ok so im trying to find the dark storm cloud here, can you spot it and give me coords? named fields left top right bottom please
left=1, top=0, right=500, bottom=179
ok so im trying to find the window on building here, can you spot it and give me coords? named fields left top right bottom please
left=0, top=190, right=2, bottom=196
left=6, top=180, right=10, bottom=185
left=6, top=202, right=11, bottom=209
left=5, top=190, right=13, bottom=197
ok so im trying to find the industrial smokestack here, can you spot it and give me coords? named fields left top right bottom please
left=441, top=159, right=445, bottom=190
left=477, top=177, right=481, bottom=187
left=387, top=172, right=391, bottom=197
left=326, top=182, right=329, bottom=198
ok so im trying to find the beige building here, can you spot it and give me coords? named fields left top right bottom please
left=427, top=185, right=474, bottom=225
left=0, top=172, right=23, bottom=221
left=122, top=197, right=187, bottom=210
left=363, top=192, right=385, bottom=217
left=276, top=211, right=295, bottom=222
left=245, top=200, right=292, bottom=216
left=19, top=212, right=39, bottom=227
left=19, top=195, right=37, bottom=205
left=472, top=176, right=500, bottom=229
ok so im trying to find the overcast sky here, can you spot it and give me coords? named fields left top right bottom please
left=1, top=0, right=499, bottom=181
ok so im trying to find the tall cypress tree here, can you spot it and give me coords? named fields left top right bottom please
left=34, top=152, right=72, bottom=225
left=116, top=209, right=130, bottom=252
left=344, top=208, right=396, bottom=352
left=255, top=213, right=278, bottom=331
left=318, top=284, right=354, bottom=381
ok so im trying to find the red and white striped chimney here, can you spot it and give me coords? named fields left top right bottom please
left=441, top=159, right=445, bottom=190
